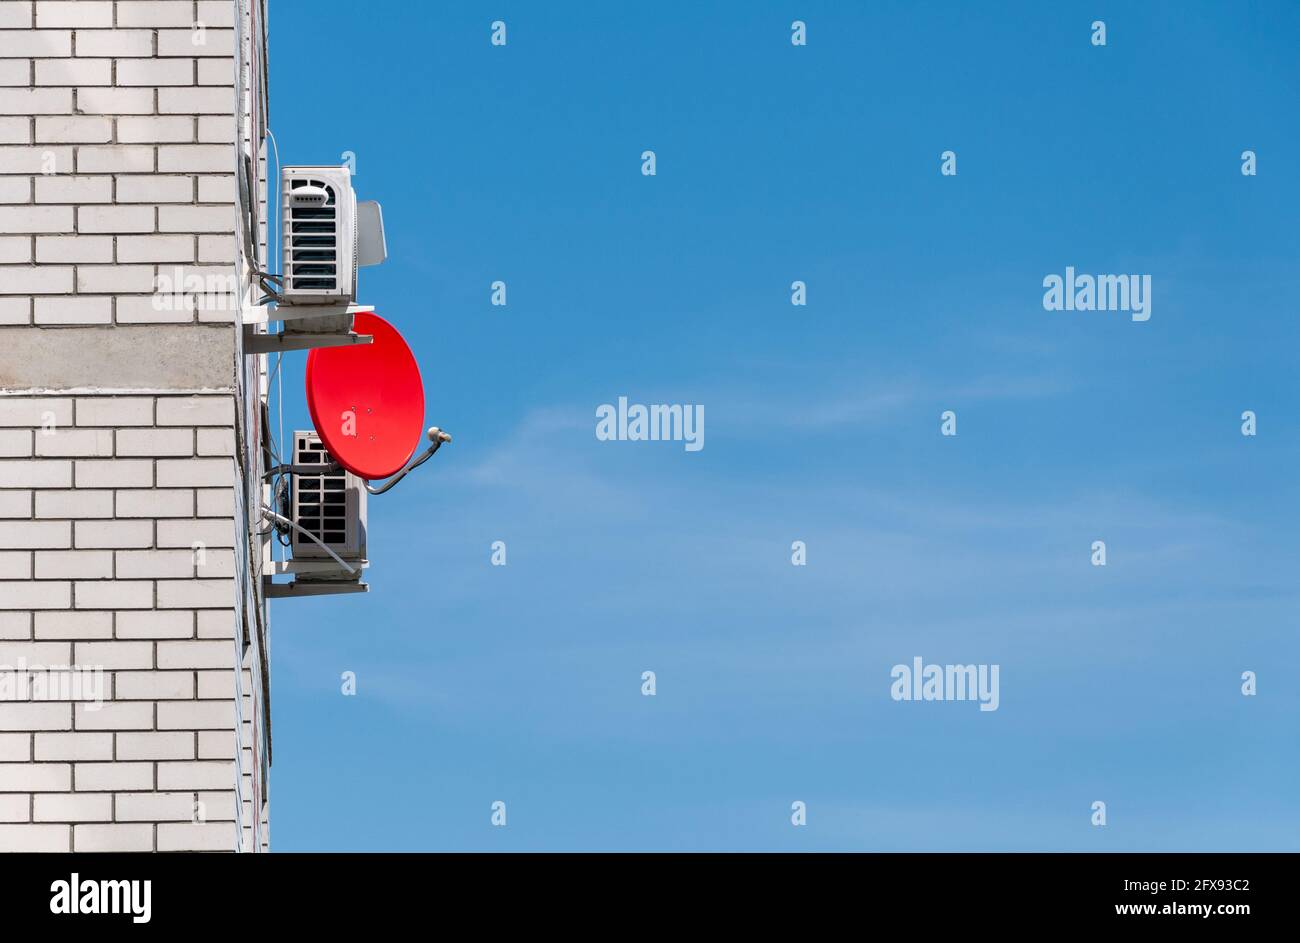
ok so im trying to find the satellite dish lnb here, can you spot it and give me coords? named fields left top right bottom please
left=305, top=312, right=425, bottom=481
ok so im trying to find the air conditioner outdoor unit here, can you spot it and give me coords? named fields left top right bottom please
left=281, top=165, right=359, bottom=305
left=290, top=430, right=367, bottom=579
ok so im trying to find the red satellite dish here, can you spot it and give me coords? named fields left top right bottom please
left=305, top=312, right=425, bottom=480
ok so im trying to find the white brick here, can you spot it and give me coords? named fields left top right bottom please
left=0, top=580, right=69, bottom=608
left=0, top=550, right=30, bottom=577
left=34, top=550, right=111, bottom=579
left=73, top=701, right=151, bottom=730
left=0, top=491, right=32, bottom=518
left=157, top=144, right=229, bottom=173
left=197, top=118, right=234, bottom=146
left=34, top=489, right=111, bottom=517
left=158, top=86, right=229, bottom=114
left=117, top=2, right=197, bottom=28
left=0, top=116, right=29, bottom=143
left=0, top=640, right=68, bottom=662
left=36, top=2, right=112, bottom=29
left=73, top=580, right=151, bottom=609
left=154, top=458, right=230, bottom=489
left=0, top=763, right=68, bottom=790
left=74, top=520, right=152, bottom=549
left=0, top=702, right=70, bottom=730
left=0, top=4, right=32, bottom=29
left=74, top=458, right=150, bottom=487
left=117, top=114, right=193, bottom=143
left=34, top=731, right=111, bottom=761
left=196, top=58, right=232, bottom=85
left=77, top=264, right=155, bottom=293
left=195, top=609, right=232, bottom=639
left=194, top=488, right=231, bottom=517
left=116, top=172, right=192, bottom=202
left=33, top=793, right=111, bottom=822
left=156, top=397, right=233, bottom=426
left=115, top=488, right=191, bottom=518
left=0, top=29, right=70, bottom=57
left=115, top=549, right=192, bottom=578
left=158, top=204, right=232, bottom=233
left=0, top=520, right=70, bottom=548
left=75, top=86, right=151, bottom=114
left=196, top=233, right=233, bottom=262
left=0, top=733, right=29, bottom=761
left=115, top=791, right=192, bottom=821
left=0, top=236, right=31, bottom=263
left=74, top=29, right=153, bottom=58
left=116, top=427, right=193, bottom=457
left=74, top=397, right=153, bottom=428
left=158, top=760, right=231, bottom=790
left=0, top=296, right=29, bottom=323
left=0, top=60, right=30, bottom=87
left=35, top=58, right=111, bottom=86
left=157, top=519, right=231, bottom=549
left=116, top=57, right=193, bottom=86
left=74, top=640, right=151, bottom=670
left=196, top=729, right=232, bottom=759
left=77, top=204, right=154, bottom=233
left=0, top=204, right=73, bottom=232
left=0, top=176, right=31, bottom=203
left=0, top=611, right=31, bottom=637
left=33, top=174, right=111, bottom=203
left=33, top=610, right=112, bottom=639
left=0, top=265, right=74, bottom=294
left=115, top=669, right=192, bottom=700
left=157, top=579, right=230, bottom=609
left=0, top=88, right=72, bottom=114
left=74, top=823, right=151, bottom=851
left=115, top=294, right=192, bottom=324
left=159, top=28, right=234, bottom=57
left=196, top=1, right=235, bottom=28
left=0, top=793, right=29, bottom=822
left=76, top=761, right=155, bottom=790
left=115, top=609, right=191, bottom=639
left=0, top=429, right=31, bottom=457
left=156, top=640, right=231, bottom=670
left=32, top=428, right=111, bottom=456
left=0, top=398, right=71, bottom=427
left=196, top=669, right=232, bottom=699
left=0, top=144, right=70, bottom=173
left=0, top=824, right=68, bottom=850
left=117, top=234, right=192, bottom=262
left=0, top=459, right=71, bottom=487
left=33, top=116, right=110, bottom=145
left=195, top=429, right=235, bottom=458
left=35, top=236, right=112, bottom=264
left=76, top=144, right=153, bottom=173
left=116, top=732, right=191, bottom=762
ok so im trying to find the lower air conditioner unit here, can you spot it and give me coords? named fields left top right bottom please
left=290, top=430, right=366, bottom=580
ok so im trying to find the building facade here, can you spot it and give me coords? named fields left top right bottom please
left=0, top=0, right=271, bottom=852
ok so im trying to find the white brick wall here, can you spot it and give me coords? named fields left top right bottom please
left=0, top=393, right=242, bottom=851
left=0, top=0, right=238, bottom=327
left=1, top=0, right=267, bottom=853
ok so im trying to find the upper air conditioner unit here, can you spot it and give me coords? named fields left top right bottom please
left=289, top=430, right=367, bottom=579
left=280, top=166, right=386, bottom=307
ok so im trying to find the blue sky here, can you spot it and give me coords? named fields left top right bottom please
left=263, top=1, right=1300, bottom=850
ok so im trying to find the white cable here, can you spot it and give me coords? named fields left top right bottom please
left=260, top=507, right=357, bottom=575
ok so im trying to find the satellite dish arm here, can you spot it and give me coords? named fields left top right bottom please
left=365, top=427, right=451, bottom=495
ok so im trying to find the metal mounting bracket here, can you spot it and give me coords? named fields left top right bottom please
left=243, top=328, right=373, bottom=355
left=263, top=577, right=370, bottom=599
left=243, top=302, right=375, bottom=326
